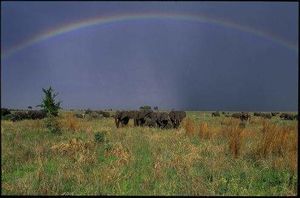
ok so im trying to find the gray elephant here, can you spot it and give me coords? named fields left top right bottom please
left=115, top=111, right=131, bottom=128
left=169, top=111, right=186, bottom=128
left=211, top=111, right=220, bottom=117
left=240, top=112, right=251, bottom=122
left=134, top=109, right=153, bottom=127
left=144, top=111, right=159, bottom=128
left=280, top=113, right=295, bottom=120
left=156, top=112, right=173, bottom=129
left=231, top=112, right=251, bottom=121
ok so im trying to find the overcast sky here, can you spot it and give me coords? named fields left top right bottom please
left=1, top=2, right=298, bottom=111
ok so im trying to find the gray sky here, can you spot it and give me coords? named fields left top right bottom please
left=1, top=2, right=298, bottom=111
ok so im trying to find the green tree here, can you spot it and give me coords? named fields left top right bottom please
left=139, top=105, right=151, bottom=110
left=38, top=86, right=62, bottom=116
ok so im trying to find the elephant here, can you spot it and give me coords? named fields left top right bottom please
left=96, top=111, right=110, bottom=118
left=144, top=111, right=159, bottom=128
left=240, top=112, right=251, bottom=122
left=253, top=112, right=262, bottom=117
left=134, top=109, right=153, bottom=127
left=27, top=110, right=47, bottom=120
left=231, top=113, right=241, bottom=119
left=114, top=111, right=131, bottom=128
left=231, top=112, right=250, bottom=122
left=211, top=111, right=220, bottom=117
left=169, top=111, right=186, bottom=128
left=254, top=112, right=271, bottom=119
left=271, top=112, right=280, bottom=117
left=261, top=113, right=272, bottom=119
left=11, top=111, right=29, bottom=122
left=280, top=113, right=295, bottom=120
left=294, top=114, right=298, bottom=120
left=156, top=112, right=173, bottom=129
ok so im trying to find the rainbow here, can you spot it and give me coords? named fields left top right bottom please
left=2, top=12, right=298, bottom=58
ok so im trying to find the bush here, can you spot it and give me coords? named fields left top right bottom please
left=2, top=114, right=14, bottom=121
left=94, top=131, right=106, bottom=143
left=100, top=111, right=110, bottom=118
left=1, top=108, right=11, bottom=116
left=104, top=142, right=113, bottom=151
left=37, top=86, right=61, bottom=117
left=140, top=105, right=151, bottom=110
left=85, top=109, right=92, bottom=115
left=74, top=113, right=84, bottom=118
left=45, top=115, right=61, bottom=134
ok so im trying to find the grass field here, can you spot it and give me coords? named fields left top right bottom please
left=1, top=111, right=298, bottom=195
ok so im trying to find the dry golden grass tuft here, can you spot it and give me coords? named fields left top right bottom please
left=247, top=120, right=298, bottom=176
left=184, top=118, right=196, bottom=137
left=222, top=119, right=244, bottom=158
left=51, top=138, right=96, bottom=164
left=198, top=122, right=209, bottom=139
left=104, top=142, right=132, bottom=166
left=59, top=113, right=81, bottom=132
left=197, top=122, right=219, bottom=140
left=23, top=119, right=43, bottom=129
left=256, top=120, right=293, bottom=158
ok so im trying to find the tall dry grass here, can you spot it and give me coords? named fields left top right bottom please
left=198, top=122, right=211, bottom=140
left=184, top=118, right=196, bottom=137
left=222, top=119, right=244, bottom=158
left=259, top=120, right=297, bottom=179
left=256, top=120, right=295, bottom=158
left=59, top=113, right=81, bottom=132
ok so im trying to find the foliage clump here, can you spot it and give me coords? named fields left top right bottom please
left=139, top=105, right=151, bottom=110
left=45, top=115, right=61, bottom=134
left=38, top=86, right=62, bottom=134
left=38, top=86, right=61, bottom=117
left=94, top=131, right=106, bottom=143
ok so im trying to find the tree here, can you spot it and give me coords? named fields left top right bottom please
left=38, top=86, right=62, bottom=116
left=139, top=105, right=151, bottom=110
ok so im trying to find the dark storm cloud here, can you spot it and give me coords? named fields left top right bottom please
left=1, top=2, right=298, bottom=111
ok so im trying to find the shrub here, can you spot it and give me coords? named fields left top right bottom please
left=45, top=115, right=61, bottom=134
left=37, top=86, right=61, bottom=117
left=1, top=108, right=11, bottom=116
left=100, top=111, right=110, bottom=118
left=104, top=142, right=113, bottom=151
left=74, top=113, right=84, bottom=119
left=2, top=114, right=14, bottom=120
left=94, top=131, right=106, bottom=143
left=139, top=105, right=151, bottom=110
left=85, top=109, right=92, bottom=114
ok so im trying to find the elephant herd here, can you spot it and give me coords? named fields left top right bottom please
left=212, top=111, right=298, bottom=121
left=213, top=111, right=251, bottom=121
left=114, top=110, right=186, bottom=129
left=1, top=109, right=47, bottom=122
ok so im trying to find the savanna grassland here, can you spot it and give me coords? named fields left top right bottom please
left=1, top=111, right=298, bottom=195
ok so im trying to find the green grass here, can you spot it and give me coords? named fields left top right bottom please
left=1, top=111, right=298, bottom=195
